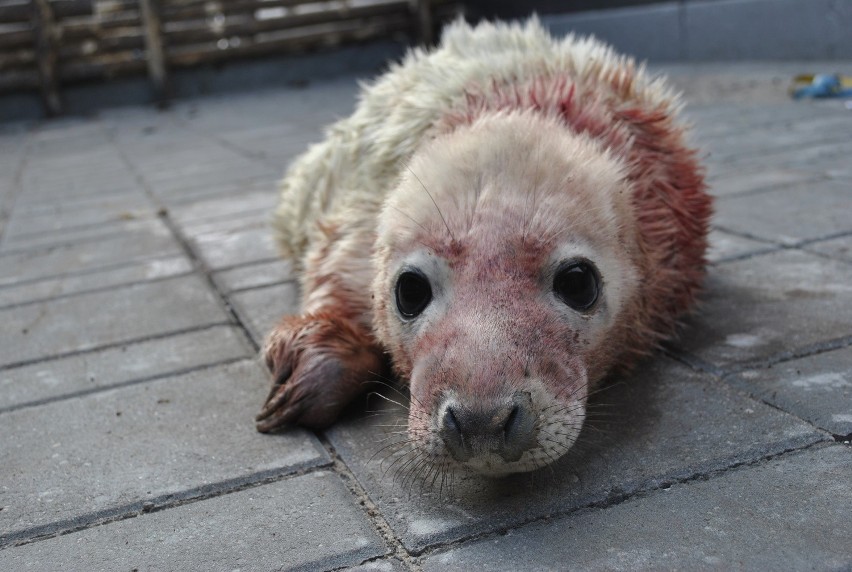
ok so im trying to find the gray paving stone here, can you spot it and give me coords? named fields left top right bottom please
left=0, top=360, right=328, bottom=542
left=11, top=186, right=143, bottom=217
left=16, top=167, right=140, bottom=206
left=0, top=215, right=178, bottom=253
left=326, top=358, right=825, bottom=552
left=155, top=175, right=279, bottom=207
left=346, top=558, right=407, bottom=572
left=734, top=139, right=852, bottom=172
left=732, top=346, right=852, bottom=438
left=229, top=282, right=301, bottom=344
left=705, top=124, right=851, bottom=166
left=688, top=101, right=838, bottom=139
left=714, top=180, right=852, bottom=245
left=0, top=471, right=385, bottom=571
left=0, top=219, right=182, bottom=285
left=421, top=445, right=852, bottom=571
left=213, top=259, right=294, bottom=293
left=144, top=164, right=274, bottom=195
left=10, top=190, right=150, bottom=220
left=676, top=250, right=852, bottom=367
left=167, top=189, right=277, bottom=226
left=179, top=206, right=269, bottom=237
left=141, top=154, right=258, bottom=178
left=806, top=234, right=852, bottom=264
left=188, top=222, right=279, bottom=269
left=17, top=165, right=133, bottom=194
left=0, top=274, right=228, bottom=367
left=707, top=166, right=825, bottom=198
left=706, top=229, right=774, bottom=263
left=0, top=255, right=192, bottom=308
left=3, top=200, right=155, bottom=240
left=128, top=154, right=276, bottom=193
left=0, top=324, right=251, bottom=412
left=825, top=162, right=852, bottom=181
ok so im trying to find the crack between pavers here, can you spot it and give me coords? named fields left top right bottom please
left=666, top=334, right=852, bottom=378
left=324, top=554, right=407, bottom=572
left=411, top=439, right=833, bottom=560
left=0, top=251, right=187, bottom=291
left=318, top=434, right=423, bottom=572
left=710, top=245, right=785, bottom=265
left=711, top=132, right=852, bottom=167
left=666, top=338, right=852, bottom=440
left=10, top=190, right=147, bottom=217
left=106, top=126, right=263, bottom=355
left=662, top=347, right=727, bottom=377
left=173, top=115, right=282, bottom=172
left=227, top=278, right=298, bottom=296
left=805, top=248, right=852, bottom=268
left=0, top=224, right=164, bottom=258
left=727, top=334, right=852, bottom=374
left=5, top=210, right=160, bottom=242
left=709, top=224, right=784, bottom=246
left=706, top=227, right=852, bottom=266
left=209, top=255, right=287, bottom=273
left=708, top=173, right=830, bottom=201
left=0, top=356, right=250, bottom=416
left=0, top=322, right=232, bottom=372
left=0, top=269, right=197, bottom=311
left=716, top=372, right=839, bottom=437
left=174, top=204, right=275, bottom=228
left=798, top=229, right=852, bottom=247
left=697, top=113, right=848, bottom=145
left=701, top=119, right=849, bottom=147
left=0, top=131, right=34, bottom=247
left=0, top=460, right=333, bottom=551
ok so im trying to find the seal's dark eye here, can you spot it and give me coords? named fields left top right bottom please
left=553, top=261, right=600, bottom=311
left=395, top=270, right=432, bottom=318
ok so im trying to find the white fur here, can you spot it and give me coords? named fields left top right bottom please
left=273, top=17, right=678, bottom=278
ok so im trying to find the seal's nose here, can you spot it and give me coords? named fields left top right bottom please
left=439, top=392, right=536, bottom=463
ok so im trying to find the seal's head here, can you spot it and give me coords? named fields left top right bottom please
left=372, top=111, right=643, bottom=475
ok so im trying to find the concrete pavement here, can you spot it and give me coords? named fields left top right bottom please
left=1, top=64, right=850, bottom=570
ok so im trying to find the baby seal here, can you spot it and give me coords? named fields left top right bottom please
left=257, top=18, right=711, bottom=475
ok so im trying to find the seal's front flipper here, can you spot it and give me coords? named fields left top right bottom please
left=256, top=311, right=382, bottom=432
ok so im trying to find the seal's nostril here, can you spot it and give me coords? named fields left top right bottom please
left=501, top=394, right=536, bottom=462
left=443, top=405, right=461, bottom=435
left=503, top=405, right=520, bottom=435
left=439, top=404, right=470, bottom=462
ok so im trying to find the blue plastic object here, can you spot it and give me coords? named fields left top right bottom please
left=791, top=74, right=852, bottom=99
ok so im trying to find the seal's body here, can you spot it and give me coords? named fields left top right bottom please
left=257, top=19, right=711, bottom=475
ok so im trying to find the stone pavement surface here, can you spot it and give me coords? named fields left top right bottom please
left=1, top=62, right=851, bottom=571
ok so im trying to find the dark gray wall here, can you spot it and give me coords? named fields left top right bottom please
left=507, top=0, right=852, bottom=61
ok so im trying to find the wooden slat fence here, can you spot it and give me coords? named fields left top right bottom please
left=0, top=0, right=458, bottom=115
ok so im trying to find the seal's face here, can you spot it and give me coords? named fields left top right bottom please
left=372, top=112, right=640, bottom=475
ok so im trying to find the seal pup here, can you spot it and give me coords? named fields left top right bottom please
left=256, top=18, right=711, bottom=475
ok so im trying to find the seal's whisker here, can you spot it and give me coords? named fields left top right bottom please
left=382, top=443, right=423, bottom=478
left=369, top=438, right=419, bottom=464
left=366, top=391, right=410, bottom=411
left=406, top=165, right=456, bottom=243
left=364, top=373, right=428, bottom=410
